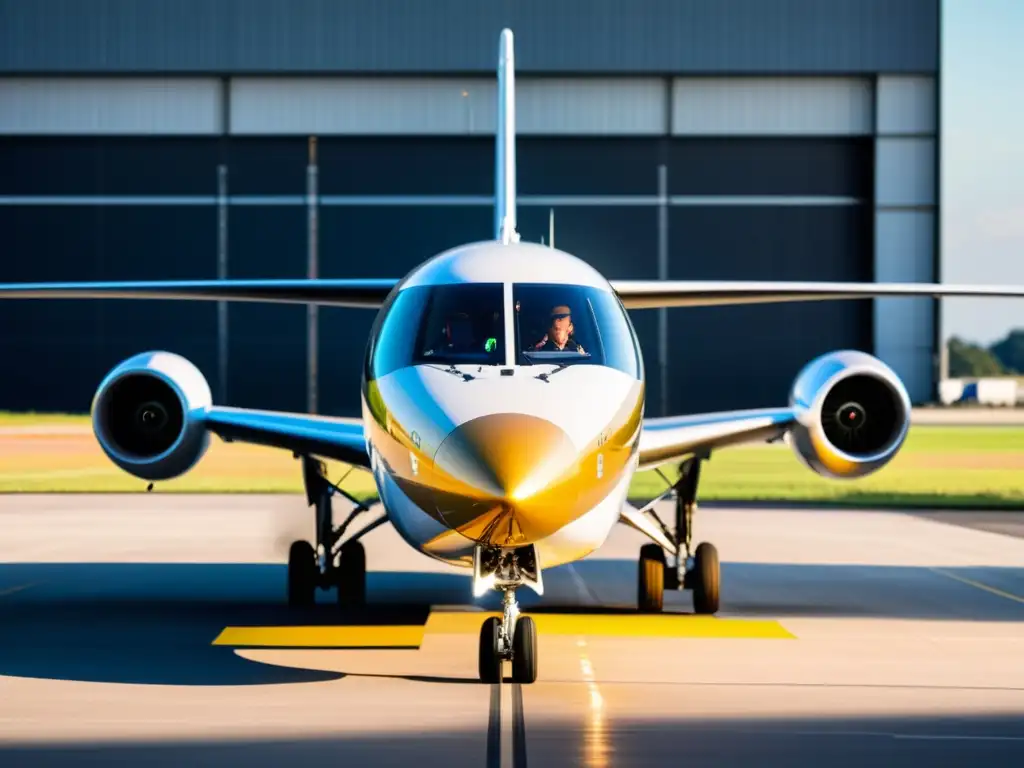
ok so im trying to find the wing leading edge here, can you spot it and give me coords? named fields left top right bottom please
left=611, top=280, right=1024, bottom=310
left=638, top=408, right=795, bottom=472
left=0, top=279, right=398, bottom=308
left=203, top=407, right=370, bottom=468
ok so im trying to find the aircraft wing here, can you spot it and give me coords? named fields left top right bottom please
left=0, top=279, right=398, bottom=308
left=610, top=280, right=1024, bottom=310
left=638, top=408, right=795, bottom=471
left=203, top=407, right=370, bottom=468
left=4, top=279, right=1023, bottom=310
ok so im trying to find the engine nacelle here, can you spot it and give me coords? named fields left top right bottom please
left=787, top=350, right=911, bottom=479
left=91, top=351, right=212, bottom=481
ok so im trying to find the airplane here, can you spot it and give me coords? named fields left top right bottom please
left=3, top=28, right=1024, bottom=685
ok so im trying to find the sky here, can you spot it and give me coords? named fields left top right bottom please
left=941, top=0, right=1024, bottom=345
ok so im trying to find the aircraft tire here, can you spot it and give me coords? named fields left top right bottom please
left=479, top=616, right=503, bottom=683
left=287, top=539, right=317, bottom=608
left=337, top=540, right=367, bottom=607
left=692, top=541, right=720, bottom=615
left=638, top=543, right=665, bottom=612
left=511, top=616, right=538, bottom=684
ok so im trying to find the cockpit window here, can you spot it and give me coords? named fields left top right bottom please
left=513, top=283, right=641, bottom=378
left=369, top=283, right=505, bottom=379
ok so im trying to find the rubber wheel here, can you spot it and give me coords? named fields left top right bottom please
left=479, top=616, right=502, bottom=683
left=337, top=541, right=367, bottom=607
left=511, top=616, right=538, bottom=684
left=638, top=543, right=665, bottom=612
left=287, top=540, right=317, bottom=608
left=692, top=541, right=720, bottom=615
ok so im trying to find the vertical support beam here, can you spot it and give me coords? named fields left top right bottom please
left=216, top=164, right=229, bottom=405
left=657, top=163, right=669, bottom=417
left=307, top=136, right=319, bottom=415
left=873, top=76, right=937, bottom=404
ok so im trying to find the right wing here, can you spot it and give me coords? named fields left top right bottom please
left=202, top=407, right=369, bottom=468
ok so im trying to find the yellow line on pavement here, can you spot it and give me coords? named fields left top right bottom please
left=213, top=611, right=794, bottom=648
left=930, top=568, right=1024, bottom=606
left=212, top=625, right=424, bottom=648
left=425, top=611, right=793, bottom=639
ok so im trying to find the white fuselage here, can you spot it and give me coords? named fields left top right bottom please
left=358, top=240, right=646, bottom=571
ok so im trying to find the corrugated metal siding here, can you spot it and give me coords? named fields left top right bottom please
left=518, top=79, right=666, bottom=135
left=230, top=78, right=494, bottom=135
left=0, top=0, right=939, bottom=75
left=0, top=78, right=222, bottom=135
left=230, top=77, right=665, bottom=135
left=875, top=137, right=936, bottom=206
left=671, top=78, right=874, bottom=136
left=873, top=210, right=935, bottom=402
left=876, top=76, right=936, bottom=134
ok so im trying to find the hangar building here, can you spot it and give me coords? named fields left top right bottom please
left=0, top=0, right=941, bottom=418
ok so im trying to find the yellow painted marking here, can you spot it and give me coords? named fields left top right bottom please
left=212, top=625, right=425, bottom=648
left=425, top=611, right=793, bottom=639
left=214, top=611, right=793, bottom=648
left=930, top=568, right=1024, bottom=606
left=423, top=611, right=501, bottom=634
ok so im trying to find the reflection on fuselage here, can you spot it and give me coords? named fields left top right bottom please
left=358, top=243, right=648, bottom=569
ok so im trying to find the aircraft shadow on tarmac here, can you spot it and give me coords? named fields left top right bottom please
left=0, top=563, right=473, bottom=687
left=0, top=559, right=1022, bottom=687
left=2, top=712, right=1024, bottom=767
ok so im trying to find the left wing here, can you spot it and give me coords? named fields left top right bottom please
left=638, top=408, right=795, bottom=471
left=203, top=407, right=369, bottom=468
left=0, top=278, right=398, bottom=308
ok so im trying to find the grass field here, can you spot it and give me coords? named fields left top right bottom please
left=0, top=414, right=1021, bottom=508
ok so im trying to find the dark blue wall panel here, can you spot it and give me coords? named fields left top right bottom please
left=0, top=134, right=875, bottom=417
left=0, top=0, right=938, bottom=75
left=0, top=205, right=216, bottom=411
left=665, top=205, right=873, bottom=414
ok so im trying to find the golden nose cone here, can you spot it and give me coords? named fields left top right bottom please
left=432, top=413, right=579, bottom=547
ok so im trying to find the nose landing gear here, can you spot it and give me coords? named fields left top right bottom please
left=475, top=544, right=541, bottom=684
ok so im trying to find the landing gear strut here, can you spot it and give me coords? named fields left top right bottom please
left=636, top=455, right=721, bottom=615
left=286, top=456, right=384, bottom=609
left=476, top=545, right=540, bottom=684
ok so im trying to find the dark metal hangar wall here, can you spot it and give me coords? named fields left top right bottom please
left=0, top=0, right=938, bottom=417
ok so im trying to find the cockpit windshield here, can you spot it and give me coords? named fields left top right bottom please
left=369, top=283, right=505, bottom=379
left=513, top=283, right=641, bottom=378
left=367, top=281, right=641, bottom=381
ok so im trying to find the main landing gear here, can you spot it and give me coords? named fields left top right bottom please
left=287, top=456, right=386, bottom=609
left=636, top=456, right=721, bottom=615
left=475, top=545, right=541, bottom=684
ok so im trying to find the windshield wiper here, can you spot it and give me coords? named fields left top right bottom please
left=430, top=364, right=475, bottom=381
left=536, top=363, right=571, bottom=382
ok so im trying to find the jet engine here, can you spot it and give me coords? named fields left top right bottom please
left=91, top=351, right=213, bottom=481
left=786, top=350, right=911, bottom=479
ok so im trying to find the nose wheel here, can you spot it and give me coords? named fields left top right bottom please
left=478, top=589, right=537, bottom=684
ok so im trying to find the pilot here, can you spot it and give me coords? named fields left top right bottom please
left=531, top=304, right=586, bottom=353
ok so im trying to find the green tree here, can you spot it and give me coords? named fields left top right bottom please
left=947, top=336, right=1007, bottom=377
left=990, top=329, right=1024, bottom=374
